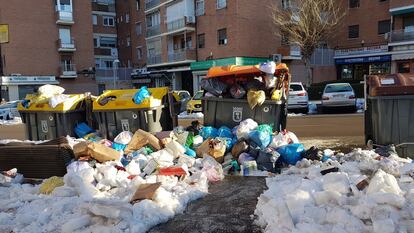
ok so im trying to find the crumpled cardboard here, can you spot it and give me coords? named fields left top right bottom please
left=196, top=138, right=212, bottom=158
left=87, top=142, right=121, bottom=163
left=196, top=138, right=225, bottom=163
left=73, top=141, right=90, bottom=159
left=125, top=129, right=161, bottom=154
left=130, top=182, right=162, bottom=204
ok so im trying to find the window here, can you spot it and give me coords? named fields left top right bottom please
left=348, top=25, right=359, bottom=38
left=146, top=11, right=160, bottom=27
left=398, top=62, right=411, bottom=73
left=100, top=37, right=117, bottom=48
left=137, top=47, right=143, bottom=60
left=282, top=0, right=291, bottom=9
left=58, top=28, right=71, bottom=44
left=218, top=28, right=227, bottom=45
left=378, top=20, right=391, bottom=35
left=93, top=38, right=98, bottom=47
left=103, top=16, right=115, bottom=26
left=92, top=14, right=98, bottom=25
left=216, top=0, right=226, bottom=9
left=349, top=0, right=360, bottom=8
left=104, top=60, right=113, bottom=68
left=136, top=0, right=140, bottom=10
left=196, top=0, right=205, bottom=16
left=127, top=36, right=131, bottom=47
left=197, top=34, right=205, bottom=48
left=134, top=23, right=142, bottom=36
left=126, top=13, right=130, bottom=23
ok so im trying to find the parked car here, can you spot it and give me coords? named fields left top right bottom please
left=187, top=90, right=204, bottom=113
left=321, top=83, right=356, bottom=112
left=0, top=100, right=20, bottom=120
left=287, top=82, right=309, bottom=113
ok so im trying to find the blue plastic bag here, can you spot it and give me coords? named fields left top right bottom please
left=200, top=126, right=218, bottom=140
left=184, top=146, right=196, bottom=158
left=248, top=130, right=272, bottom=150
left=276, top=143, right=305, bottom=165
left=133, top=86, right=151, bottom=104
left=74, top=122, right=94, bottom=138
left=112, top=143, right=127, bottom=152
left=217, top=126, right=233, bottom=138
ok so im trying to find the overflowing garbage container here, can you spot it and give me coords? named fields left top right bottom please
left=18, top=85, right=92, bottom=140
left=93, top=87, right=177, bottom=140
left=365, top=73, right=414, bottom=158
left=201, top=62, right=290, bottom=131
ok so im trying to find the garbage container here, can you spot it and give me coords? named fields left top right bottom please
left=365, top=73, right=414, bottom=158
left=93, top=87, right=177, bottom=140
left=18, top=94, right=90, bottom=141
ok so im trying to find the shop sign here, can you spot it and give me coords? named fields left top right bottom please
left=335, top=55, right=392, bottom=65
left=335, top=45, right=389, bottom=57
left=1, top=76, right=56, bottom=84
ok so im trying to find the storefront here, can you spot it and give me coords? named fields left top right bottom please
left=336, top=55, right=392, bottom=80
left=390, top=44, right=414, bottom=74
left=190, top=57, right=268, bottom=94
left=0, top=76, right=59, bottom=101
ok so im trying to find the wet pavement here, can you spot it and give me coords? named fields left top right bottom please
left=149, top=176, right=267, bottom=233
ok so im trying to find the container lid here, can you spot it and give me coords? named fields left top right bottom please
left=368, top=73, right=414, bottom=96
left=17, top=94, right=86, bottom=112
left=93, top=87, right=169, bottom=111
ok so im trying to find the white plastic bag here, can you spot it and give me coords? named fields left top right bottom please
left=67, top=161, right=91, bottom=174
left=201, top=155, right=224, bottom=182
left=165, top=140, right=186, bottom=159
left=49, top=94, right=69, bottom=108
left=38, top=84, right=65, bottom=96
left=114, top=131, right=133, bottom=145
left=270, top=133, right=289, bottom=149
left=237, top=118, right=258, bottom=139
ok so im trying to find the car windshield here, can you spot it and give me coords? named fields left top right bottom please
left=193, top=91, right=203, bottom=100
left=325, top=84, right=352, bottom=93
left=290, top=84, right=303, bottom=91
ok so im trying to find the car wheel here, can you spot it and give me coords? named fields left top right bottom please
left=300, top=107, right=308, bottom=114
left=321, top=106, right=327, bottom=114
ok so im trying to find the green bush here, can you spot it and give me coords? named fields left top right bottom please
left=306, top=80, right=365, bottom=100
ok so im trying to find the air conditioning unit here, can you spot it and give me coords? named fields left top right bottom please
left=186, top=16, right=195, bottom=24
left=270, top=54, right=282, bottom=64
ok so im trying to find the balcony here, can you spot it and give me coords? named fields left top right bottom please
left=95, top=68, right=133, bottom=83
left=388, top=29, right=414, bottom=45
left=147, top=25, right=161, bottom=38
left=92, top=2, right=116, bottom=12
left=55, top=10, right=74, bottom=25
left=145, top=0, right=160, bottom=10
left=57, top=38, right=76, bottom=52
left=94, top=48, right=112, bottom=56
left=390, top=1, right=414, bottom=15
left=166, top=16, right=196, bottom=34
left=168, top=49, right=196, bottom=63
left=59, top=64, right=77, bottom=78
left=147, top=54, right=162, bottom=65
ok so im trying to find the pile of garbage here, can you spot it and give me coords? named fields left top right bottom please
left=21, top=84, right=77, bottom=109
left=200, top=61, right=290, bottom=109
left=255, top=147, right=414, bottom=233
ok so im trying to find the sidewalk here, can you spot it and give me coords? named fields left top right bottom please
left=149, top=176, right=267, bottom=233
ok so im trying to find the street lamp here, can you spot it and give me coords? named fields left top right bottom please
left=112, top=59, right=120, bottom=89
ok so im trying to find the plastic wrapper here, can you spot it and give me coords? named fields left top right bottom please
left=165, top=140, right=186, bottom=159
left=49, top=94, right=69, bottom=108
left=114, top=131, right=133, bottom=145
left=133, top=86, right=151, bottom=104
left=230, top=84, right=246, bottom=99
left=247, top=90, right=266, bottom=109
left=200, top=78, right=228, bottom=97
left=201, top=155, right=224, bottom=182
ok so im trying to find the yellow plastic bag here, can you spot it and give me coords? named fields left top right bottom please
left=39, top=176, right=64, bottom=195
left=247, top=90, right=266, bottom=109
left=271, top=89, right=282, bottom=101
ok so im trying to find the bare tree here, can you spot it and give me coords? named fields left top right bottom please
left=272, top=0, right=345, bottom=86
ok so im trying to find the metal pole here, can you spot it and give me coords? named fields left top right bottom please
left=113, top=63, right=116, bottom=89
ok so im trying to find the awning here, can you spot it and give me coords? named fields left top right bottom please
left=390, top=5, right=414, bottom=15
left=392, top=53, right=414, bottom=61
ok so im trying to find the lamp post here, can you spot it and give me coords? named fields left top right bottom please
left=112, top=59, right=120, bottom=89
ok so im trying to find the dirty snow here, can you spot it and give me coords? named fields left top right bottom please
left=255, top=148, right=414, bottom=233
left=0, top=159, right=210, bottom=233
left=178, top=111, right=204, bottom=119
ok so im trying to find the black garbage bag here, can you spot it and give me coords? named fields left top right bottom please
left=230, top=84, right=246, bottom=99
left=301, top=146, right=323, bottom=161
left=200, top=78, right=228, bottom=97
left=256, top=149, right=282, bottom=174
left=243, top=78, right=266, bottom=91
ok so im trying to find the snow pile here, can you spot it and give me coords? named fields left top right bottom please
left=0, top=158, right=211, bottom=233
left=255, top=149, right=414, bottom=233
left=178, top=111, right=204, bottom=119
left=0, top=116, right=22, bottom=125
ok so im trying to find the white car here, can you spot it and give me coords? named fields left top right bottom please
left=321, top=83, right=356, bottom=111
left=288, top=82, right=309, bottom=113
left=0, top=101, right=20, bottom=120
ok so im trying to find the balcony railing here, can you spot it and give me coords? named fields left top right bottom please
left=147, top=25, right=161, bottom=37
left=145, top=0, right=160, bottom=10
left=60, top=64, right=77, bottom=78
left=168, top=49, right=196, bottom=62
left=56, top=10, right=73, bottom=24
left=166, top=17, right=196, bottom=32
left=147, top=54, right=162, bottom=65
left=92, top=2, right=116, bottom=12
left=95, top=68, right=133, bottom=82
left=388, top=29, right=414, bottom=43
left=57, top=38, right=76, bottom=52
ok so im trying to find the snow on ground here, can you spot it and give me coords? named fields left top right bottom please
left=0, top=159, right=210, bottom=233
left=255, top=149, right=414, bottom=233
left=0, top=117, right=22, bottom=125
left=178, top=112, right=204, bottom=119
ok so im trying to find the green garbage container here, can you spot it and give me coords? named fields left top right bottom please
left=18, top=94, right=90, bottom=141
left=366, top=73, right=414, bottom=158
left=93, top=87, right=177, bottom=140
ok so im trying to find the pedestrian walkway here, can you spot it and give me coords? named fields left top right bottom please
left=149, top=176, right=267, bottom=233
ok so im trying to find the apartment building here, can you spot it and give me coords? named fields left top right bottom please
left=0, top=0, right=96, bottom=100
left=333, top=0, right=414, bottom=80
